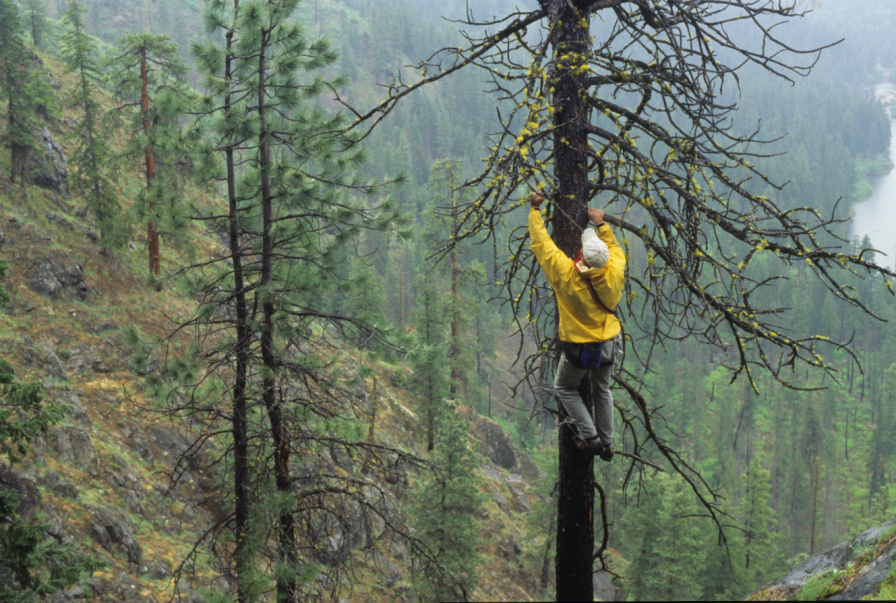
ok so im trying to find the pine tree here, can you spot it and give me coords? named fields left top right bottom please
left=410, top=402, right=485, bottom=602
left=61, top=0, right=125, bottom=250
left=622, top=473, right=707, bottom=601
left=409, top=266, right=450, bottom=452
left=107, top=32, right=188, bottom=285
left=21, top=0, right=49, bottom=49
left=135, top=0, right=421, bottom=599
left=423, top=159, right=485, bottom=400
left=344, top=250, right=393, bottom=359
left=868, top=363, right=896, bottom=506
left=0, top=0, right=53, bottom=183
left=738, top=456, right=780, bottom=589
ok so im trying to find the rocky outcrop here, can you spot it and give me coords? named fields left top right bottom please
left=750, top=520, right=896, bottom=600
left=39, top=471, right=80, bottom=500
left=26, top=252, right=88, bottom=300
left=27, top=127, right=68, bottom=196
left=457, top=406, right=542, bottom=483
left=594, top=570, right=624, bottom=601
left=18, top=338, right=68, bottom=380
left=0, top=461, right=41, bottom=520
left=48, top=425, right=98, bottom=476
left=88, top=504, right=142, bottom=565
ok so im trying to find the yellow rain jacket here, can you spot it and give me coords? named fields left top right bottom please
left=529, top=207, right=625, bottom=343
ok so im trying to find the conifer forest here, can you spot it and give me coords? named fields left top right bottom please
left=2, top=0, right=896, bottom=601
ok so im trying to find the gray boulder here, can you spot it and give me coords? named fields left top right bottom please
left=374, top=551, right=402, bottom=588
left=128, top=428, right=154, bottom=463
left=48, top=425, right=97, bottom=476
left=26, top=252, right=87, bottom=300
left=0, top=461, right=41, bottom=520
left=506, top=481, right=531, bottom=514
left=484, top=479, right=510, bottom=515
left=40, top=471, right=79, bottom=500
left=594, top=570, right=624, bottom=601
left=63, top=343, right=120, bottom=376
left=20, top=340, right=68, bottom=381
left=40, top=506, right=70, bottom=544
left=26, top=127, right=68, bottom=196
left=52, top=388, right=90, bottom=424
left=147, top=559, right=172, bottom=580
left=462, top=409, right=541, bottom=482
left=88, top=504, right=142, bottom=565
left=146, top=424, right=200, bottom=470
left=473, top=418, right=517, bottom=470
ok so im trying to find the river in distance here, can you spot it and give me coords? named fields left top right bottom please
left=849, top=83, right=896, bottom=264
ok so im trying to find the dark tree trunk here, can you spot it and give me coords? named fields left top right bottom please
left=556, top=375, right=596, bottom=601
left=140, top=45, right=161, bottom=288
left=257, top=28, right=298, bottom=602
left=450, top=187, right=460, bottom=397
left=223, top=10, right=252, bottom=602
left=545, top=1, right=596, bottom=600
left=6, top=71, right=26, bottom=185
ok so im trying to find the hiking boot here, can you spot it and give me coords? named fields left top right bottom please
left=574, top=435, right=604, bottom=455
left=597, top=441, right=614, bottom=462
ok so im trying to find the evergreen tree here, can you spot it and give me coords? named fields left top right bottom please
left=411, top=402, right=485, bottom=602
left=738, top=456, right=780, bottom=589
left=21, top=0, right=49, bottom=49
left=344, top=249, right=393, bottom=359
left=0, top=0, right=53, bottom=183
left=868, top=363, right=896, bottom=505
left=107, top=32, right=188, bottom=285
left=409, top=266, right=450, bottom=452
left=135, top=0, right=423, bottom=599
left=423, top=159, right=486, bottom=400
left=622, top=473, right=707, bottom=601
left=61, top=0, right=125, bottom=250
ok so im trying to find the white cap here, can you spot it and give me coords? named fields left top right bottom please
left=581, top=228, right=609, bottom=268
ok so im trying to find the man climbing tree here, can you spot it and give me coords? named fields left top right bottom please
left=529, top=191, right=624, bottom=460
left=344, top=0, right=896, bottom=599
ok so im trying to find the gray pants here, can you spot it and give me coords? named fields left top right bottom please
left=554, top=343, right=614, bottom=442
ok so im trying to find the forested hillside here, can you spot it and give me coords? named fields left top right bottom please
left=2, top=0, right=896, bottom=601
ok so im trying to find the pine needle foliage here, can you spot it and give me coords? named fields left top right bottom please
left=106, top=31, right=190, bottom=283
left=61, top=0, right=126, bottom=250
left=0, top=0, right=55, bottom=184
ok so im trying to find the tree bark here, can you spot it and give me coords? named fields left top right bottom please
left=257, top=27, right=298, bottom=602
left=140, top=45, right=161, bottom=288
left=546, top=1, right=596, bottom=600
left=450, top=186, right=460, bottom=397
left=222, top=8, right=252, bottom=601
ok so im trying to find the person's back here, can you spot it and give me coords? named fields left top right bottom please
left=528, top=193, right=626, bottom=458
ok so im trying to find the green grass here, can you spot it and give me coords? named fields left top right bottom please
left=794, top=570, right=843, bottom=600
left=874, top=568, right=896, bottom=600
